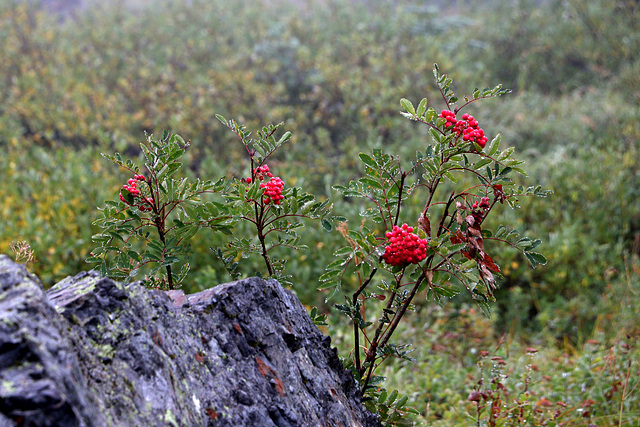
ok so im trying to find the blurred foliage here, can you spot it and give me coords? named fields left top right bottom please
left=1, top=0, right=639, bottom=422
left=0, top=0, right=449, bottom=173
left=0, top=144, right=116, bottom=284
left=473, top=0, right=640, bottom=96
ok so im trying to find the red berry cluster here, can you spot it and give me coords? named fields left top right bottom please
left=438, top=109, right=457, bottom=128
left=120, top=175, right=144, bottom=200
left=382, top=224, right=428, bottom=267
left=120, top=175, right=153, bottom=212
left=439, top=110, right=489, bottom=148
left=471, top=196, right=491, bottom=223
left=454, top=113, right=488, bottom=148
left=261, top=176, right=285, bottom=205
left=246, top=164, right=273, bottom=184
left=474, top=196, right=491, bottom=210
left=244, top=164, right=285, bottom=205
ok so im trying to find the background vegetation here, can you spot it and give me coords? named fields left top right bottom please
left=1, top=0, right=638, bottom=424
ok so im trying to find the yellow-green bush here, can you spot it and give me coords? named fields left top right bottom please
left=0, top=144, right=118, bottom=283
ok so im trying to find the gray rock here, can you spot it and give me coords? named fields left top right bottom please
left=0, top=255, right=380, bottom=426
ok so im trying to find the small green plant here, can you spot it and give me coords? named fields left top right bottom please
left=322, top=65, right=550, bottom=419
left=89, top=121, right=332, bottom=289
left=88, top=131, right=232, bottom=289
left=212, top=116, right=333, bottom=286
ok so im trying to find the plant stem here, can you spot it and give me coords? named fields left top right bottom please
left=352, top=264, right=380, bottom=374
left=393, top=172, right=407, bottom=226
left=360, top=272, right=426, bottom=394
left=258, top=229, right=274, bottom=276
left=256, top=203, right=274, bottom=276
left=437, top=192, right=456, bottom=237
left=155, top=214, right=174, bottom=290
left=359, top=272, right=403, bottom=393
left=165, top=265, right=173, bottom=289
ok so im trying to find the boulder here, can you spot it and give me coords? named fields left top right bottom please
left=0, top=255, right=379, bottom=426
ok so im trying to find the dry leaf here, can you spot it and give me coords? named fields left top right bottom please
left=418, top=213, right=431, bottom=238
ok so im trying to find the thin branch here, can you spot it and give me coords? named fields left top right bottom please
left=455, top=94, right=502, bottom=113
left=436, top=192, right=456, bottom=238
left=393, top=172, right=408, bottom=226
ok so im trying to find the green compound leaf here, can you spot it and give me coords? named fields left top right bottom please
left=524, top=251, right=547, bottom=268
